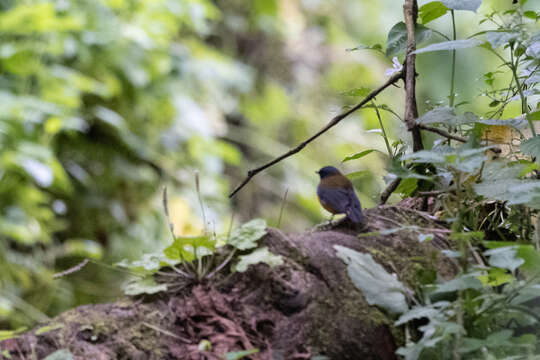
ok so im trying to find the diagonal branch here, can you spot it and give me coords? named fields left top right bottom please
left=229, top=71, right=404, bottom=198
left=418, top=124, right=466, bottom=142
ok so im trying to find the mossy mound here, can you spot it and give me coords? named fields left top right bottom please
left=0, top=204, right=455, bottom=360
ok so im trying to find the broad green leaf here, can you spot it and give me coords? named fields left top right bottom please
left=486, top=31, right=520, bottom=48
left=477, top=116, right=528, bottom=129
left=474, top=179, right=540, bottom=208
left=402, top=145, right=492, bottom=173
left=414, top=39, right=483, bottom=54
left=419, top=2, right=448, bottom=24
left=434, top=273, right=483, bottom=293
left=342, top=149, right=377, bottom=162
left=386, top=22, right=433, bottom=57
left=416, top=106, right=478, bottom=126
left=335, top=245, right=410, bottom=314
left=225, top=349, right=259, bottom=360
left=164, top=235, right=215, bottom=262
left=345, top=170, right=371, bottom=180
left=395, top=302, right=450, bottom=325
left=441, top=0, right=481, bottom=11
left=122, top=276, right=167, bottom=296
left=233, top=247, right=283, bottom=272
left=527, top=110, right=540, bottom=121
left=477, top=267, right=514, bottom=286
left=484, top=246, right=524, bottom=272
left=461, top=337, right=485, bottom=353
left=226, top=219, right=267, bottom=250
left=395, top=178, right=418, bottom=196
left=483, top=242, right=540, bottom=273
left=481, top=160, right=533, bottom=181
left=521, top=136, right=540, bottom=162
left=116, top=253, right=179, bottom=274
left=510, top=284, right=540, bottom=305
left=524, top=11, right=537, bottom=20
left=43, top=349, right=74, bottom=360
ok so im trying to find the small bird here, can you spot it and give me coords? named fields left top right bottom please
left=316, top=166, right=364, bottom=224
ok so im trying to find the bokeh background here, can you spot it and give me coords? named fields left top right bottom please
left=1, top=0, right=539, bottom=330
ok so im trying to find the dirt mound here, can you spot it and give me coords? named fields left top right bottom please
left=0, top=205, right=455, bottom=360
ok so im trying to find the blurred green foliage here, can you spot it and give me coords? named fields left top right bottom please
left=1, top=0, right=538, bottom=336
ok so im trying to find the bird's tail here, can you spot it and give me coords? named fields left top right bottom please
left=347, top=202, right=364, bottom=224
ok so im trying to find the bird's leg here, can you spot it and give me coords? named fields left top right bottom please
left=328, top=214, right=335, bottom=223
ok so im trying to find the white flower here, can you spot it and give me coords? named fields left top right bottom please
left=385, top=57, right=403, bottom=76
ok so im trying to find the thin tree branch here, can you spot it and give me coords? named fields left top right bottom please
left=229, top=71, right=404, bottom=198
left=403, top=0, right=424, bottom=152
left=418, top=124, right=466, bottom=142
left=380, top=178, right=402, bottom=205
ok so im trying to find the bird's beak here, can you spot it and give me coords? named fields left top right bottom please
left=315, top=170, right=319, bottom=174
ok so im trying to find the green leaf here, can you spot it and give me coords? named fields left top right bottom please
left=395, top=302, right=449, bottom=326
left=419, top=2, right=448, bottom=24
left=441, top=0, right=481, bottom=11
left=434, top=273, right=483, bottom=293
left=481, top=160, right=532, bottom=181
left=43, top=349, right=74, bottom=360
left=335, top=245, right=410, bottom=314
left=416, top=106, right=478, bottom=126
left=414, top=39, right=483, bottom=54
left=345, top=170, right=371, bottom=180
left=486, top=31, right=520, bottom=48
left=342, top=149, right=377, bottom=162
left=225, top=349, right=259, bottom=360
left=527, top=110, right=540, bottom=121
left=0, top=327, right=26, bottom=341
left=483, top=242, right=540, bottom=273
left=395, top=178, right=418, bottom=196
left=510, top=284, right=540, bottom=305
left=386, top=22, right=433, bottom=57
left=484, top=246, right=524, bottom=272
left=477, top=116, right=528, bottom=129
left=122, top=277, right=168, bottom=296
left=116, top=253, right=179, bottom=274
left=63, top=239, right=103, bottom=259
left=346, top=44, right=383, bottom=53
left=524, top=11, right=537, bottom=19
left=226, top=219, right=267, bottom=250
left=402, top=145, right=493, bottom=173
left=474, top=179, right=540, bottom=208
left=164, top=235, right=215, bottom=262
left=35, top=324, right=64, bottom=335
left=233, top=247, right=283, bottom=272
left=521, top=136, right=540, bottom=162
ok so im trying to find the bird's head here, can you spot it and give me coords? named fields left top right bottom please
left=316, top=166, right=341, bottom=179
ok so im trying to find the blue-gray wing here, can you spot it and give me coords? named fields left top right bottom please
left=317, top=186, right=351, bottom=214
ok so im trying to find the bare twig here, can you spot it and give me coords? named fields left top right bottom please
left=418, top=124, right=467, bottom=142
left=380, top=178, right=402, bottom=205
left=229, top=71, right=404, bottom=198
left=403, top=0, right=424, bottom=152
left=53, top=259, right=89, bottom=279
